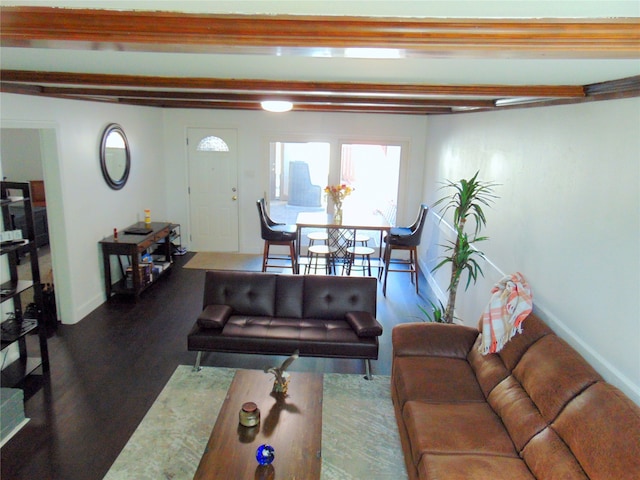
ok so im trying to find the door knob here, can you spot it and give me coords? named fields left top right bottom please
left=232, top=195, right=237, bottom=201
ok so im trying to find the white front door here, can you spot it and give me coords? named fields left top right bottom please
left=187, top=128, right=239, bottom=252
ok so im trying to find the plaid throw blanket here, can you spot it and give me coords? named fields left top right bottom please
left=479, top=272, right=533, bottom=354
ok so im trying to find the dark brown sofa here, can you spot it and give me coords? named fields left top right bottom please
left=392, top=313, right=640, bottom=480
left=188, top=270, right=382, bottom=377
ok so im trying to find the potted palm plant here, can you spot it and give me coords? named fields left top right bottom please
left=431, top=171, right=498, bottom=324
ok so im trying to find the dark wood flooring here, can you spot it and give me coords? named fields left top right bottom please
left=1, top=253, right=435, bottom=480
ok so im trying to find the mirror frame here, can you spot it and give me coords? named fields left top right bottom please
left=100, top=123, right=131, bottom=190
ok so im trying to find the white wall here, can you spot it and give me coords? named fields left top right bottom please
left=162, top=108, right=428, bottom=254
left=420, top=98, right=640, bottom=404
left=1, top=94, right=429, bottom=323
left=3, top=90, right=638, bottom=405
left=1, top=93, right=165, bottom=323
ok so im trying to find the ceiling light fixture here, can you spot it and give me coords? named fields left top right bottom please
left=261, top=100, right=293, bottom=113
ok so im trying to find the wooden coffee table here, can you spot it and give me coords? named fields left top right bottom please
left=193, top=369, right=323, bottom=479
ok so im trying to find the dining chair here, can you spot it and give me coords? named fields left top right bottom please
left=256, top=199, right=298, bottom=273
left=380, top=204, right=429, bottom=296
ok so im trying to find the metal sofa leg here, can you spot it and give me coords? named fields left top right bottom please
left=364, top=359, right=373, bottom=380
left=193, top=351, right=203, bottom=372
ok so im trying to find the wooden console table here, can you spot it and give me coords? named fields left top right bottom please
left=99, top=222, right=178, bottom=299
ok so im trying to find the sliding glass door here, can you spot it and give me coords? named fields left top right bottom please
left=340, top=143, right=400, bottom=225
left=268, top=142, right=330, bottom=224
left=267, top=140, right=401, bottom=229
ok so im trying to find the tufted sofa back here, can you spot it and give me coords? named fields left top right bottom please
left=203, top=270, right=377, bottom=320
left=468, top=313, right=640, bottom=479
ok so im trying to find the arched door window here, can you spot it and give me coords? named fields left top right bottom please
left=197, top=136, right=230, bottom=152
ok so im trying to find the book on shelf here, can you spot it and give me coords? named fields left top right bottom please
left=125, top=261, right=154, bottom=289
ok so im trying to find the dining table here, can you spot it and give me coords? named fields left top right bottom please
left=295, top=209, right=391, bottom=272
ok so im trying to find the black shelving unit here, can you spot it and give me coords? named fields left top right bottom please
left=1, top=181, right=50, bottom=386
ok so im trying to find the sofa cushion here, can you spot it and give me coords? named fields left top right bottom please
left=496, top=313, right=553, bottom=371
left=513, top=334, right=602, bottom=423
left=393, top=356, right=486, bottom=407
left=274, top=274, right=304, bottom=318
left=521, top=427, right=589, bottom=479
left=302, top=275, right=376, bottom=319
left=393, top=322, right=478, bottom=359
left=403, top=400, right=518, bottom=466
left=203, top=270, right=276, bottom=316
left=189, top=316, right=379, bottom=359
left=551, top=382, right=640, bottom=480
left=487, top=375, right=546, bottom=451
left=467, top=337, right=510, bottom=398
left=197, top=304, right=233, bottom=329
left=418, top=453, right=536, bottom=480
left=345, top=311, right=383, bottom=337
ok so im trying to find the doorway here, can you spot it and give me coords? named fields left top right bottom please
left=0, top=127, right=61, bottom=325
left=187, top=128, right=239, bottom=252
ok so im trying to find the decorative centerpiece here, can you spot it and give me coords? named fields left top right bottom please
left=324, top=183, right=354, bottom=224
left=264, top=349, right=299, bottom=394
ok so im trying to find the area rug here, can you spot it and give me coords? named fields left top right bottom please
left=103, top=366, right=407, bottom=480
left=183, top=252, right=264, bottom=271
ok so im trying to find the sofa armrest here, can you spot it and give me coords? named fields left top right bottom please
left=392, top=322, right=478, bottom=359
left=345, top=311, right=383, bottom=337
left=197, top=305, right=233, bottom=329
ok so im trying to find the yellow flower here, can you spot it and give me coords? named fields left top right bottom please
left=324, top=184, right=353, bottom=203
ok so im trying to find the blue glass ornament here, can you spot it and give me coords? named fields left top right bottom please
left=255, top=444, right=275, bottom=465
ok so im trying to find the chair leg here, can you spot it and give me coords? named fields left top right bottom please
left=262, top=241, right=269, bottom=272
left=378, top=243, right=388, bottom=280
left=382, top=244, right=392, bottom=296
left=327, top=252, right=335, bottom=275
left=409, top=248, right=416, bottom=285
left=288, top=242, right=297, bottom=273
left=413, top=247, right=419, bottom=294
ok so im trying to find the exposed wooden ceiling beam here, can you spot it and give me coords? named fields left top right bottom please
left=0, top=70, right=587, bottom=99
left=2, top=7, right=639, bottom=59
left=4, top=71, right=639, bottom=115
left=1, top=7, right=638, bottom=115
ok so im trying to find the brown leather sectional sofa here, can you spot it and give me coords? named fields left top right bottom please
left=392, top=313, right=640, bottom=480
left=188, top=270, right=383, bottom=377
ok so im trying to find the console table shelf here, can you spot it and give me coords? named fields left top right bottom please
left=100, top=222, right=179, bottom=299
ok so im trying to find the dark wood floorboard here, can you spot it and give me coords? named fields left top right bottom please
left=0, top=253, right=435, bottom=480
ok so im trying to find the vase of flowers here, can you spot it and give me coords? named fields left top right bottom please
left=324, top=184, right=353, bottom=224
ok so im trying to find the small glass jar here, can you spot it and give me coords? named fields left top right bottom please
left=144, top=209, right=151, bottom=225
left=239, top=402, right=260, bottom=427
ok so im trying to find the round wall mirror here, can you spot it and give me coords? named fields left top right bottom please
left=100, top=123, right=130, bottom=190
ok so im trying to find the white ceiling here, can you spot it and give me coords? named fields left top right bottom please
left=1, top=1, right=639, bottom=113
left=2, top=0, right=639, bottom=86
left=3, top=49, right=639, bottom=87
